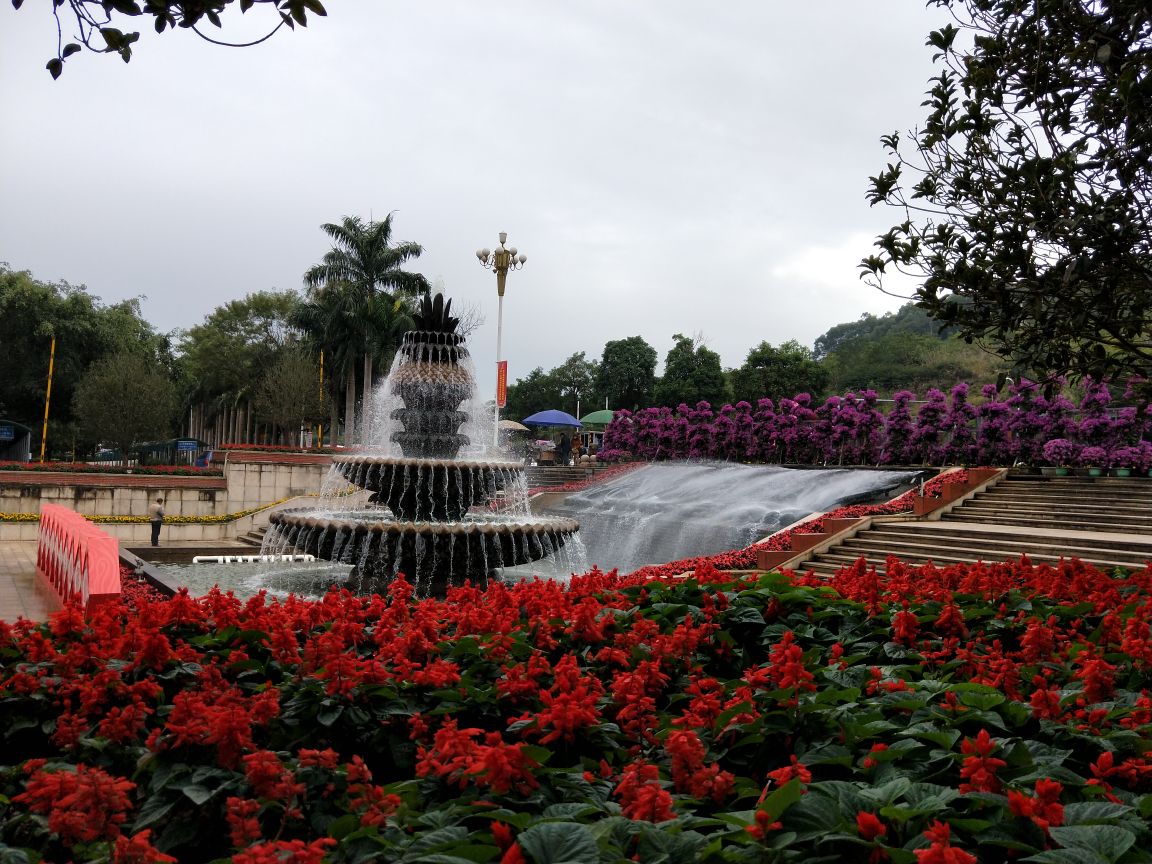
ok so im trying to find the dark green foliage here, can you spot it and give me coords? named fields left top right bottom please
left=863, top=0, right=1152, bottom=384
left=813, top=305, right=949, bottom=362
left=730, top=340, right=829, bottom=404
left=0, top=265, right=170, bottom=458
left=654, top=334, right=729, bottom=408
left=19, top=0, right=327, bottom=78
left=72, top=352, right=178, bottom=456
left=597, top=336, right=658, bottom=410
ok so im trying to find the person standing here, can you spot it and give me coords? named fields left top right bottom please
left=556, top=433, right=572, bottom=467
left=149, top=497, right=165, bottom=547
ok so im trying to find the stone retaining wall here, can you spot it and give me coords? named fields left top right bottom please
left=0, top=452, right=337, bottom=540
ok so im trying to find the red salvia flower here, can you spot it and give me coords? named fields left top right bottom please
left=914, top=821, right=976, bottom=864
left=959, top=729, right=1005, bottom=794
left=856, top=810, right=887, bottom=840
left=111, top=829, right=177, bottom=864
left=615, top=762, right=675, bottom=822
left=14, top=764, right=135, bottom=846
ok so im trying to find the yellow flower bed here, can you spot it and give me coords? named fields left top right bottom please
left=0, top=513, right=39, bottom=522
left=0, top=498, right=295, bottom=524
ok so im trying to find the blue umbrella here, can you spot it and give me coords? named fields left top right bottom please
left=522, top=409, right=582, bottom=428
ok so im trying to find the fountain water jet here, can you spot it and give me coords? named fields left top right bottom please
left=266, top=293, right=579, bottom=595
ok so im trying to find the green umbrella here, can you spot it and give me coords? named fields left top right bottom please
left=579, top=409, right=616, bottom=427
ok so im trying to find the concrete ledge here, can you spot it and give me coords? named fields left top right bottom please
left=756, top=516, right=871, bottom=572
left=910, top=467, right=1005, bottom=518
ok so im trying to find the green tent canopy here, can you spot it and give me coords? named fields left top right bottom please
left=579, top=409, right=615, bottom=427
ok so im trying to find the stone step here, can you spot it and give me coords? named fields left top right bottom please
left=941, top=511, right=1152, bottom=535
left=976, top=488, right=1152, bottom=499
left=836, top=534, right=1152, bottom=570
left=969, top=488, right=1152, bottom=506
left=237, top=528, right=267, bottom=548
left=776, top=469, right=1152, bottom=579
left=867, top=522, right=1152, bottom=551
left=803, top=544, right=1145, bottom=576
left=947, top=501, right=1152, bottom=523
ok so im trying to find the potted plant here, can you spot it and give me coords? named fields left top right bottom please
left=1108, top=445, right=1140, bottom=477
left=1040, top=438, right=1081, bottom=476
left=1110, top=440, right=1152, bottom=477
left=1078, top=445, right=1109, bottom=476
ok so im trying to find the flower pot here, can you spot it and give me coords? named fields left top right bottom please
left=1112, top=467, right=1132, bottom=477
left=1040, top=467, right=1069, bottom=477
left=1087, top=467, right=1105, bottom=477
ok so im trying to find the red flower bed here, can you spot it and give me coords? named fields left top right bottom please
left=2, top=541, right=1151, bottom=862
left=219, top=444, right=340, bottom=454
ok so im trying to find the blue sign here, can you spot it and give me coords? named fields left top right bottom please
left=0, top=425, right=14, bottom=441
left=176, top=439, right=198, bottom=452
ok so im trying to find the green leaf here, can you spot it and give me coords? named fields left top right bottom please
left=518, top=823, right=600, bottom=864
left=1024, top=851, right=1109, bottom=864
left=1061, top=801, right=1133, bottom=826
left=1047, top=825, right=1136, bottom=862
left=317, top=703, right=344, bottom=726
left=61, top=43, right=81, bottom=57
left=180, top=783, right=215, bottom=805
left=46, top=58, right=63, bottom=79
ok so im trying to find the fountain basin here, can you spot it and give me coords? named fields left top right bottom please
left=267, top=508, right=579, bottom=593
left=332, top=454, right=524, bottom=521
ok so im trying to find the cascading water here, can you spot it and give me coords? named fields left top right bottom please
left=263, top=293, right=579, bottom=596
left=539, top=462, right=919, bottom=575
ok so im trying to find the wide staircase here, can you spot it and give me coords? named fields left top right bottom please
left=795, top=473, right=1152, bottom=578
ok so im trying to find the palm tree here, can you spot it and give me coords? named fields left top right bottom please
left=303, top=214, right=430, bottom=441
left=291, top=283, right=361, bottom=446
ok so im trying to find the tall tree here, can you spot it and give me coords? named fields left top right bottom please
left=0, top=265, right=166, bottom=457
left=503, top=368, right=563, bottom=424
left=653, top=334, right=729, bottom=408
left=552, top=352, right=599, bottom=418
left=290, top=282, right=360, bottom=445
left=730, top=340, right=828, bottom=404
left=72, top=352, right=177, bottom=459
left=862, top=0, right=1152, bottom=384
left=178, top=290, right=301, bottom=445
left=252, top=347, right=324, bottom=445
left=303, top=214, right=429, bottom=440
left=597, top=336, right=657, bottom=410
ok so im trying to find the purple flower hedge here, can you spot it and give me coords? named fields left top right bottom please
left=601, top=380, right=1152, bottom=468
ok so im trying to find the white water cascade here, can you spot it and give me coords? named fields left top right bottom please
left=540, top=462, right=920, bottom=575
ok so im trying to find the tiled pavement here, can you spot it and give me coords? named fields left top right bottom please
left=0, top=541, right=60, bottom=622
left=1, top=538, right=262, bottom=623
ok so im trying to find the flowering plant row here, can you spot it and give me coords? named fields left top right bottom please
left=601, top=380, right=1152, bottom=468
left=0, top=462, right=222, bottom=477
left=2, top=542, right=1151, bottom=863
left=0, top=500, right=291, bottom=525
left=218, top=444, right=340, bottom=454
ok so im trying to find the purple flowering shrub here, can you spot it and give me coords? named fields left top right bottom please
left=1041, top=438, right=1082, bottom=466
left=597, top=379, right=1152, bottom=468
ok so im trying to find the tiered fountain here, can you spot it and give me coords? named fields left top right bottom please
left=266, top=293, right=580, bottom=595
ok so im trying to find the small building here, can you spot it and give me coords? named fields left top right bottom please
left=0, top=420, right=33, bottom=462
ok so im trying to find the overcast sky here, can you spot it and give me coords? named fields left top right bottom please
left=1, top=2, right=947, bottom=399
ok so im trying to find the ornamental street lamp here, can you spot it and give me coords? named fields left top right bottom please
left=476, top=232, right=527, bottom=447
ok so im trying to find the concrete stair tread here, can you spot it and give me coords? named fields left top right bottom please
left=770, top=471, right=1152, bottom=578
left=866, top=526, right=1152, bottom=553
left=941, top=515, right=1152, bottom=534
left=807, top=548, right=1143, bottom=572
left=837, top=537, right=1152, bottom=567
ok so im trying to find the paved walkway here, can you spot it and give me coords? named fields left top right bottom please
left=1, top=538, right=260, bottom=623
left=0, top=541, right=60, bottom=622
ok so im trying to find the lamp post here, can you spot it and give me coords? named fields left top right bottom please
left=476, top=232, right=527, bottom=447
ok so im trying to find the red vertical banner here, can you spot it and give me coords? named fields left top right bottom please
left=496, top=360, right=508, bottom=408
